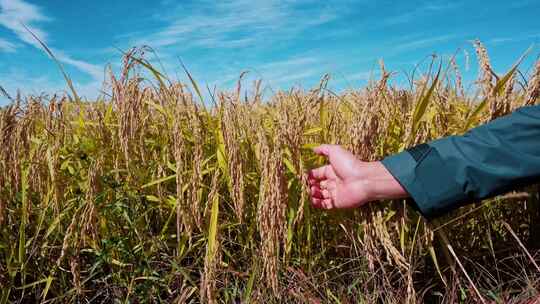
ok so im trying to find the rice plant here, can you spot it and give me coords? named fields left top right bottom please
left=0, top=43, right=539, bottom=303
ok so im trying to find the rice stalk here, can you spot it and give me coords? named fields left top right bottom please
left=0, top=45, right=538, bottom=303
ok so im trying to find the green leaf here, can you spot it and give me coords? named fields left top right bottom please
left=428, top=245, right=447, bottom=286
left=326, top=288, right=342, bottom=304
left=145, top=100, right=169, bottom=118
left=243, top=259, right=258, bottom=304
left=131, top=57, right=170, bottom=94
left=141, top=175, right=176, bottom=189
left=23, top=24, right=80, bottom=102
left=41, top=276, right=54, bottom=302
left=145, top=195, right=161, bottom=203
left=207, top=188, right=220, bottom=256
left=283, top=157, right=297, bottom=175
left=180, top=61, right=206, bottom=110
left=104, top=103, right=114, bottom=124
left=408, top=62, right=442, bottom=146
left=303, top=127, right=322, bottom=136
left=383, top=210, right=396, bottom=223
left=301, top=143, right=320, bottom=150
left=15, top=278, right=49, bottom=290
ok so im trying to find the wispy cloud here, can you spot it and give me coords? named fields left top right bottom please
left=54, top=51, right=104, bottom=80
left=200, top=55, right=329, bottom=90
left=131, top=0, right=338, bottom=50
left=0, top=0, right=49, bottom=48
left=118, top=0, right=347, bottom=92
left=0, top=67, right=66, bottom=98
left=0, top=0, right=103, bottom=81
left=257, top=57, right=321, bottom=71
left=394, top=34, right=457, bottom=51
left=347, top=71, right=373, bottom=81
left=509, top=0, right=537, bottom=8
left=488, top=33, right=540, bottom=45
left=0, top=38, right=18, bottom=52
left=2, top=0, right=537, bottom=103
left=241, top=55, right=335, bottom=88
left=383, top=2, right=461, bottom=26
left=0, top=66, right=105, bottom=101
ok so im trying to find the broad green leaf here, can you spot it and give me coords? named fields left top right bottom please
left=408, top=63, right=442, bottom=146
left=207, top=189, right=220, bottom=256
left=216, top=145, right=228, bottom=176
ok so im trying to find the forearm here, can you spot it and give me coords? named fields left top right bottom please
left=382, top=105, right=540, bottom=219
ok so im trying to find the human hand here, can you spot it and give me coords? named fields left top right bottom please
left=307, top=144, right=408, bottom=209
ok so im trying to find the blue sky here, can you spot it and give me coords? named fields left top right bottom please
left=0, top=0, right=539, bottom=104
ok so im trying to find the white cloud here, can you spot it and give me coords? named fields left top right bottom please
left=54, top=51, right=104, bottom=80
left=0, top=67, right=65, bottom=102
left=229, top=55, right=334, bottom=90
left=131, top=0, right=338, bottom=50
left=0, top=0, right=49, bottom=48
left=116, top=0, right=348, bottom=94
left=0, top=37, right=18, bottom=52
left=0, top=67, right=106, bottom=104
left=0, top=0, right=103, bottom=82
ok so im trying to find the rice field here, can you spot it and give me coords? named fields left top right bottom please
left=0, top=41, right=539, bottom=303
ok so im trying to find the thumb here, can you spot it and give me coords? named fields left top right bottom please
left=313, top=144, right=333, bottom=157
left=313, top=144, right=360, bottom=178
left=313, top=144, right=352, bottom=161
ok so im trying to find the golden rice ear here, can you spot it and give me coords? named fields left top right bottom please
left=464, top=48, right=529, bottom=131
left=473, top=39, right=495, bottom=100
left=525, top=59, right=540, bottom=106
left=255, top=123, right=288, bottom=295
left=220, top=94, right=246, bottom=223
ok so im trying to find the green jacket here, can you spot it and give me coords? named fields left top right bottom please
left=381, top=105, right=540, bottom=219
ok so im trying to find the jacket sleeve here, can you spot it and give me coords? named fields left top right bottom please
left=381, top=105, right=540, bottom=219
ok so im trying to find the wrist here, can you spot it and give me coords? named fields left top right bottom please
left=363, top=161, right=409, bottom=202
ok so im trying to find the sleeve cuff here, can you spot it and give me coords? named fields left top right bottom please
left=381, top=150, right=430, bottom=217
left=381, top=145, right=469, bottom=219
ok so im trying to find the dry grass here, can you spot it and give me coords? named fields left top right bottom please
left=0, top=42, right=539, bottom=303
